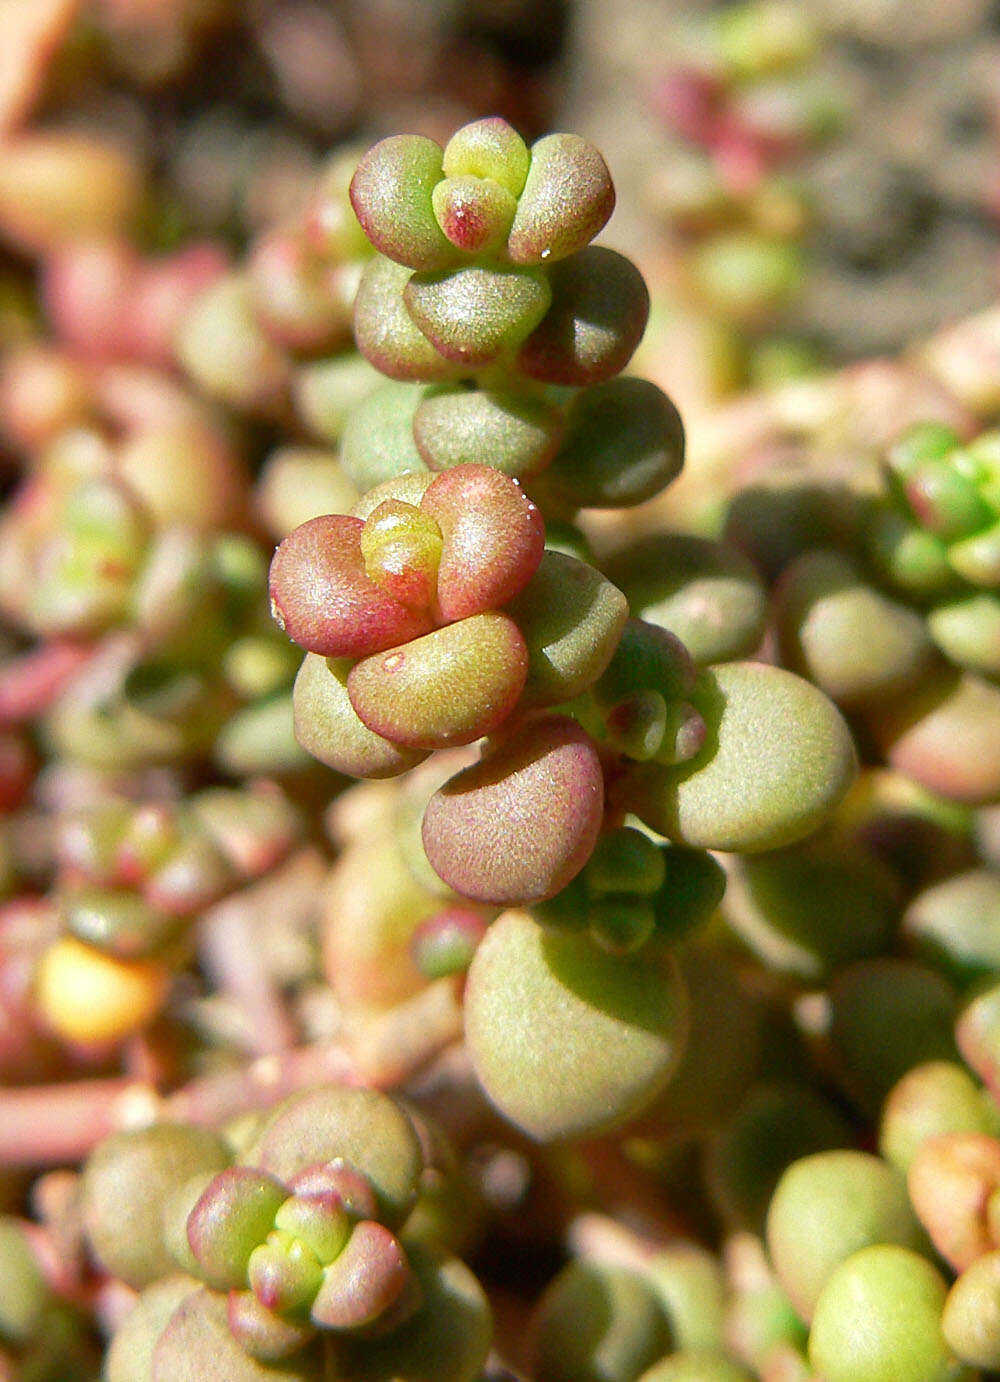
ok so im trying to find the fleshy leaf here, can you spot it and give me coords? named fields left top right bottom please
left=227, top=1290, right=317, bottom=1364
left=152, top=1288, right=323, bottom=1380
left=421, top=714, right=604, bottom=903
left=506, top=551, right=628, bottom=707
left=274, top=1193, right=351, bottom=1266
left=349, top=135, right=453, bottom=271
left=421, top=464, right=545, bottom=623
left=517, top=247, right=649, bottom=386
left=185, top=1168, right=288, bottom=1292
left=528, top=377, right=684, bottom=512
left=325, top=1246, right=492, bottom=1382
left=269, top=514, right=433, bottom=658
left=413, top=384, right=564, bottom=479
left=865, top=667, right=1000, bottom=805
left=531, top=1260, right=671, bottom=1382
left=431, top=175, right=517, bottom=254
left=507, top=134, right=615, bottom=265
left=464, top=908, right=688, bottom=1139
left=347, top=613, right=528, bottom=749
left=594, top=618, right=696, bottom=710
left=403, top=264, right=551, bottom=367
left=239, top=1088, right=423, bottom=1231
left=353, top=255, right=460, bottom=381
left=605, top=534, right=769, bottom=666
left=82, top=1126, right=231, bottom=1290
left=339, top=380, right=429, bottom=491
left=310, top=1221, right=411, bottom=1330
left=247, top=1234, right=323, bottom=1315
left=292, top=649, right=425, bottom=779
left=775, top=550, right=933, bottom=704
left=441, top=117, right=530, bottom=196
left=622, top=662, right=857, bottom=852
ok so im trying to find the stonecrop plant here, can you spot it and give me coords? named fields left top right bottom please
left=268, top=116, right=857, bottom=1144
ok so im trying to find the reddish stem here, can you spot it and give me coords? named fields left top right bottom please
left=0, top=640, right=94, bottom=724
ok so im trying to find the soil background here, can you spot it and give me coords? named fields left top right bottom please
left=563, top=0, right=1000, bottom=359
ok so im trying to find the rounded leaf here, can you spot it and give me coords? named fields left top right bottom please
left=928, top=593, right=1000, bottom=676
left=347, top=613, right=528, bottom=749
left=269, top=514, right=433, bottom=658
left=623, top=662, right=857, bottom=852
left=413, top=384, right=564, bottom=479
left=903, top=869, right=1000, bottom=987
left=325, top=1245, right=491, bottom=1382
left=152, top=1288, right=323, bottom=1381
left=403, top=264, right=551, bottom=367
left=532, top=1260, right=670, bottom=1382
left=240, top=1087, right=423, bottom=1231
left=775, top=550, right=934, bottom=704
left=186, top=1168, right=289, bottom=1291
left=431, top=175, right=517, bottom=254
left=705, top=1083, right=851, bottom=1235
left=464, top=908, right=688, bottom=1140
left=421, top=714, right=604, bottom=904
left=604, top=535, right=768, bottom=666
left=943, top=1250, right=1000, bottom=1370
left=353, top=255, right=459, bottom=382
left=880, top=1062, right=1000, bottom=1175
left=866, top=667, right=1000, bottom=805
left=506, top=551, right=628, bottom=707
left=82, top=1126, right=231, bottom=1289
left=442, top=117, right=530, bottom=196
left=518, top=247, right=649, bottom=386
left=721, top=831, right=900, bottom=983
left=828, top=959, right=958, bottom=1116
left=531, top=378, right=684, bottom=512
left=766, top=1151, right=925, bottom=1322
left=339, top=381, right=428, bottom=491
left=349, top=135, right=453, bottom=271
left=808, top=1247, right=966, bottom=1382
left=105, top=1275, right=202, bottom=1382
left=310, top=1221, right=410, bottom=1330
left=507, top=134, right=615, bottom=265
left=293, top=653, right=429, bottom=778
left=421, top=464, right=545, bottom=624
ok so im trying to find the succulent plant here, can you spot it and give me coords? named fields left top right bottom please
left=93, top=1087, right=492, bottom=1381
left=267, top=116, right=858, bottom=1148
left=6, top=11, right=1000, bottom=1375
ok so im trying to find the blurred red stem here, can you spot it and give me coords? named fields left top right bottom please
left=0, top=641, right=94, bottom=724
left=0, top=1040, right=360, bottom=1167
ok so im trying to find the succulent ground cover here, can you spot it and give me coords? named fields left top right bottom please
left=5, top=13, right=1000, bottom=1377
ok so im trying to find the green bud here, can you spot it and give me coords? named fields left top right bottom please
left=441, top=118, right=530, bottom=196
left=248, top=1232, right=324, bottom=1315
left=586, top=827, right=666, bottom=896
left=431, top=175, right=517, bottom=255
left=588, top=895, right=657, bottom=954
